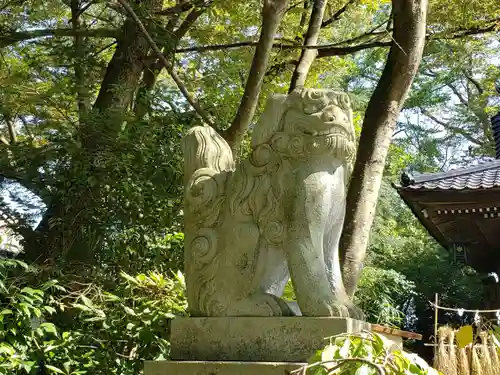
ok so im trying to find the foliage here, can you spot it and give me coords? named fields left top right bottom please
left=301, top=332, right=442, bottom=375
left=355, top=267, right=415, bottom=328
left=360, top=179, right=484, bottom=351
left=0, top=258, right=186, bottom=375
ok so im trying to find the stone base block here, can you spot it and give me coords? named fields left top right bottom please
left=170, top=317, right=370, bottom=362
left=144, top=361, right=305, bottom=375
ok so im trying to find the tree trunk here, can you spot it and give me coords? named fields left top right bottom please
left=222, top=0, right=290, bottom=150
left=289, top=0, right=328, bottom=92
left=340, top=0, right=428, bottom=297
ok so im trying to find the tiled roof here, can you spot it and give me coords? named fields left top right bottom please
left=400, top=159, right=500, bottom=190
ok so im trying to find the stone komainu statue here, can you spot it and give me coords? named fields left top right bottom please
left=182, top=88, right=363, bottom=318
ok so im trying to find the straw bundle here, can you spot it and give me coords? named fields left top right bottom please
left=448, top=329, right=458, bottom=375
left=432, top=326, right=500, bottom=375
left=471, top=344, right=482, bottom=375
left=457, top=346, right=470, bottom=375
left=488, top=335, right=500, bottom=372
left=479, top=332, right=494, bottom=375
left=434, top=326, right=454, bottom=374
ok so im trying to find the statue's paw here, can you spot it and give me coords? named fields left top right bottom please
left=327, top=303, right=351, bottom=318
left=225, top=294, right=285, bottom=316
left=328, top=301, right=365, bottom=320
left=346, top=302, right=365, bottom=321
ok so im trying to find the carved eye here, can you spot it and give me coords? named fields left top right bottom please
left=304, top=103, right=321, bottom=114
left=322, top=112, right=336, bottom=122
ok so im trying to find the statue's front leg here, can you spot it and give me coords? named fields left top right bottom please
left=323, top=170, right=365, bottom=321
left=284, top=171, right=346, bottom=317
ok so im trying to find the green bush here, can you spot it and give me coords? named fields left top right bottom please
left=0, top=258, right=187, bottom=375
left=302, top=331, right=442, bottom=375
left=355, top=266, right=416, bottom=328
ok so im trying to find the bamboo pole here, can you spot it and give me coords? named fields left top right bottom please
left=435, top=293, right=439, bottom=358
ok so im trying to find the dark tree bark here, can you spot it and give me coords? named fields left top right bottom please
left=71, top=0, right=90, bottom=119
left=222, top=0, right=290, bottom=150
left=340, top=0, right=428, bottom=297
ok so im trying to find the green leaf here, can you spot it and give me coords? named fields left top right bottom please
left=0, top=309, right=13, bottom=315
left=22, top=361, right=36, bottom=373
left=33, top=307, right=42, bottom=318
left=18, top=302, right=31, bottom=318
left=40, top=322, right=58, bottom=337
left=103, top=292, right=120, bottom=302
left=80, top=295, right=94, bottom=309
left=356, top=365, right=377, bottom=375
left=44, top=306, right=57, bottom=315
left=371, top=333, right=385, bottom=355
left=0, top=280, right=7, bottom=293
left=122, top=305, right=137, bottom=316
left=21, top=287, right=44, bottom=296
left=63, top=361, right=71, bottom=374
left=126, top=322, right=135, bottom=331
left=72, top=303, right=91, bottom=312
left=120, top=271, right=140, bottom=285
left=0, top=342, right=15, bottom=355
left=45, top=364, right=65, bottom=374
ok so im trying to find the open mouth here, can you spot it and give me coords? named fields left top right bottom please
left=301, top=127, right=352, bottom=139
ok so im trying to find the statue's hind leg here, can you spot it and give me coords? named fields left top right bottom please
left=254, top=243, right=298, bottom=316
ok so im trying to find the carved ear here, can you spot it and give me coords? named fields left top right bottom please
left=251, top=93, right=288, bottom=148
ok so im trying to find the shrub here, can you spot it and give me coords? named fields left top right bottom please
left=0, top=258, right=187, bottom=375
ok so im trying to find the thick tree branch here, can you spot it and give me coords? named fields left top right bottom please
left=298, top=1, right=310, bottom=30
left=172, top=16, right=499, bottom=55
left=462, top=70, right=484, bottom=95
left=71, top=0, right=90, bottom=119
left=0, top=28, right=117, bottom=48
left=134, top=1, right=211, bottom=119
left=446, top=82, right=469, bottom=107
left=289, top=0, right=328, bottom=92
left=6, top=116, right=16, bottom=144
left=340, top=0, right=428, bottom=297
left=419, top=107, right=483, bottom=146
left=68, top=0, right=94, bottom=23
left=116, top=0, right=214, bottom=126
left=175, top=1, right=212, bottom=42
left=321, top=0, right=356, bottom=28
left=222, top=0, right=290, bottom=150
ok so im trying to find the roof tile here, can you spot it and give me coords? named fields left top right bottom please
left=404, top=159, right=500, bottom=190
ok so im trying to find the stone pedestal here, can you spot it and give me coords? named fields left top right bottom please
left=143, top=317, right=419, bottom=374
left=170, top=317, right=370, bottom=362
left=143, top=317, right=391, bottom=375
left=144, top=361, right=304, bottom=375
